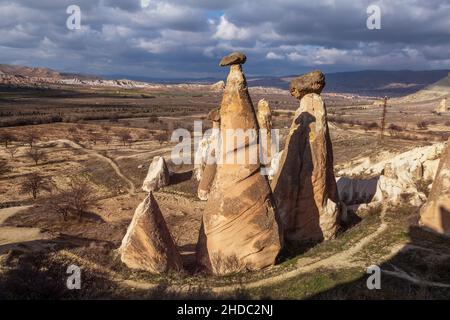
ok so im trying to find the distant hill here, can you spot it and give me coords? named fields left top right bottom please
left=394, top=73, right=450, bottom=102
left=0, top=64, right=100, bottom=80
left=0, top=64, right=61, bottom=78
left=247, top=70, right=450, bottom=97
left=1, top=63, right=448, bottom=97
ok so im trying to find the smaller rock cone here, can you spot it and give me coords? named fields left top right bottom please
left=197, top=108, right=220, bottom=201
left=257, top=99, right=273, bottom=164
left=435, top=97, right=448, bottom=113
left=119, top=192, right=183, bottom=273
left=419, top=138, right=450, bottom=236
left=142, top=156, right=170, bottom=192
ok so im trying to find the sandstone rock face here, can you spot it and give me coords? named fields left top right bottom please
left=257, top=99, right=273, bottom=164
left=289, top=70, right=325, bottom=100
left=271, top=93, right=341, bottom=242
left=420, top=139, right=450, bottom=236
left=337, top=143, right=445, bottom=206
left=436, top=97, right=448, bottom=113
left=211, top=80, right=225, bottom=91
left=267, top=150, right=283, bottom=181
left=195, top=108, right=220, bottom=200
left=197, top=61, right=281, bottom=275
left=119, top=192, right=183, bottom=273
left=142, top=156, right=170, bottom=192
left=219, top=51, right=246, bottom=66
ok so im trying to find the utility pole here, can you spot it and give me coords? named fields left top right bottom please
left=380, top=96, right=388, bottom=141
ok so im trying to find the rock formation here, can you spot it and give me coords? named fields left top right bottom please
left=337, top=142, right=445, bottom=207
left=289, top=70, right=325, bottom=100
left=119, top=192, right=183, bottom=273
left=197, top=108, right=220, bottom=201
left=142, top=156, right=170, bottom=192
left=257, top=99, right=273, bottom=164
left=211, top=80, right=225, bottom=91
left=271, top=71, right=341, bottom=242
left=197, top=52, right=281, bottom=275
left=420, top=138, right=450, bottom=236
left=436, top=97, right=448, bottom=113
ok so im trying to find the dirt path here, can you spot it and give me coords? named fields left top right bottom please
left=0, top=206, right=52, bottom=253
left=52, top=139, right=136, bottom=195
left=101, top=206, right=450, bottom=293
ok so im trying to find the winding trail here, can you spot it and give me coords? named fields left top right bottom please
left=0, top=206, right=52, bottom=254
left=52, top=139, right=136, bottom=195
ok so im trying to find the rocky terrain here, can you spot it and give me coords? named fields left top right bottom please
left=0, top=56, right=450, bottom=299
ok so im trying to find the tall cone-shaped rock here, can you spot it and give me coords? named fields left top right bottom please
left=271, top=91, right=341, bottom=242
left=197, top=55, right=281, bottom=275
left=419, top=138, right=450, bottom=236
left=197, top=108, right=220, bottom=201
left=257, top=99, right=273, bottom=164
left=119, top=192, right=183, bottom=273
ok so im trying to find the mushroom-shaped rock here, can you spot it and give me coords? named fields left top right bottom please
left=197, top=60, right=281, bottom=275
left=119, top=192, right=183, bottom=273
left=219, top=51, right=247, bottom=66
left=271, top=93, right=341, bottom=242
left=142, top=156, right=170, bottom=192
left=420, top=138, right=450, bottom=236
left=289, top=70, right=325, bottom=100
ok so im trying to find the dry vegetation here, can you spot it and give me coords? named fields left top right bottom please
left=0, top=84, right=449, bottom=299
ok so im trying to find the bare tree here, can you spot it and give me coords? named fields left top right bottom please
left=68, top=127, right=77, bottom=135
left=20, top=172, right=52, bottom=200
left=26, top=148, right=47, bottom=165
left=88, top=132, right=101, bottom=145
left=138, top=130, right=151, bottom=141
left=417, top=121, right=429, bottom=130
left=117, top=130, right=132, bottom=146
left=23, top=131, right=40, bottom=148
left=155, top=131, right=169, bottom=145
left=6, top=145, right=19, bottom=159
left=0, top=132, right=16, bottom=148
left=148, top=115, right=159, bottom=123
left=49, top=179, right=96, bottom=220
left=102, top=135, right=112, bottom=145
left=0, top=160, right=10, bottom=176
left=101, top=125, right=111, bottom=133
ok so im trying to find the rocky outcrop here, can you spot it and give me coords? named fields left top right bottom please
left=420, top=138, right=450, bottom=236
left=197, top=53, right=281, bottom=275
left=267, top=150, right=283, bottom=181
left=211, top=80, right=225, bottom=91
left=436, top=97, right=448, bottom=113
left=337, top=143, right=445, bottom=206
left=257, top=99, right=273, bottom=164
left=289, top=70, right=325, bottom=100
left=197, top=108, right=220, bottom=201
left=119, top=192, right=183, bottom=273
left=219, top=51, right=247, bottom=66
left=271, top=71, right=341, bottom=242
left=142, top=156, right=170, bottom=192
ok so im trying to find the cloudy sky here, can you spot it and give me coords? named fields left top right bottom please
left=0, top=0, right=449, bottom=78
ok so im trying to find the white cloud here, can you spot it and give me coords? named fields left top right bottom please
left=266, top=52, right=284, bottom=60
left=212, top=15, right=251, bottom=41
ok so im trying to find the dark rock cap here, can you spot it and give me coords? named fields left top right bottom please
left=219, top=52, right=246, bottom=67
left=289, top=70, right=325, bottom=100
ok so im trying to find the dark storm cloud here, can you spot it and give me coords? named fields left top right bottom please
left=0, top=0, right=448, bottom=78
